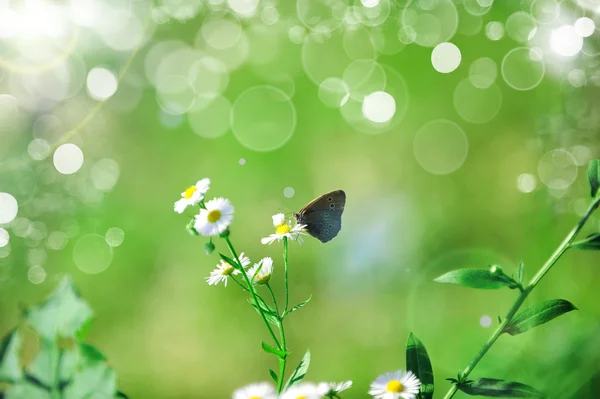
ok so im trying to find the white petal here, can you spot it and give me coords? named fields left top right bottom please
left=272, top=213, right=285, bottom=226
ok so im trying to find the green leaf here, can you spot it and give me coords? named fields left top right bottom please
left=261, top=342, right=286, bottom=359
left=248, top=300, right=279, bottom=326
left=218, top=253, right=240, bottom=269
left=284, top=349, right=310, bottom=391
left=434, top=269, right=511, bottom=289
left=406, top=333, right=434, bottom=399
left=5, top=381, right=51, bottom=399
left=287, top=296, right=312, bottom=315
left=63, top=363, right=117, bottom=399
left=571, top=233, right=600, bottom=251
left=457, top=378, right=546, bottom=397
left=0, top=330, right=23, bottom=382
left=26, top=276, right=93, bottom=341
left=26, top=339, right=59, bottom=389
left=504, top=299, right=577, bottom=336
left=116, top=391, right=130, bottom=398
left=517, top=262, right=524, bottom=284
left=269, top=369, right=278, bottom=384
left=587, top=159, right=600, bottom=197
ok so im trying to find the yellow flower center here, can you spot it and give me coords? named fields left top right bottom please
left=386, top=380, right=404, bottom=393
left=183, top=186, right=197, bottom=199
left=275, top=223, right=290, bottom=235
left=221, top=264, right=235, bottom=276
left=297, top=396, right=307, bottom=399
left=207, top=209, right=222, bottom=223
left=249, top=397, right=260, bottom=399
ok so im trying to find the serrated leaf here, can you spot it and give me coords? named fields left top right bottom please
left=0, top=330, right=23, bottom=382
left=269, top=369, right=278, bottom=384
left=287, top=296, right=312, bottom=315
left=504, top=299, right=577, bottom=336
left=517, top=262, right=524, bottom=284
left=434, top=269, right=511, bottom=289
left=406, top=333, right=434, bottom=399
left=5, top=381, right=51, bottom=399
left=26, top=339, right=59, bottom=389
left=26, top=276, right=93, bottom=341
left=457, top=378, right=546, bottom=397
left=571, top=233, right=600, bottom=251
left=261, top=342, right=286, bottom=359
left=284, top=349, right=310, bottom=391
left=218, top=253, right=241, bottom=269
left=587, top=159, right=600, bottom=197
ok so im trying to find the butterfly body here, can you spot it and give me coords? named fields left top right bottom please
left=294, top=190, right=346, bottom=243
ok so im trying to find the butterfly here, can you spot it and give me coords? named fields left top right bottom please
left=294, top=190, right=346, bottom=243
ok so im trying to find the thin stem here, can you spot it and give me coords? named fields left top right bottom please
left=223, top=236, right=281, bottom=350
left=442, top=196, right=600, bottom=399
left=283, top=237, right=290, bottom=313
left=268, top=283, right=288, bottom=394
left=230, top=275, right=249, bottom=292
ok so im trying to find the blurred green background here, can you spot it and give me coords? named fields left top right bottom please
left=1, top=0, right=600, bottom=397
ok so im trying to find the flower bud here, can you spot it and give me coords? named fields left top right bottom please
left=204, top=241, right=216, bottom=255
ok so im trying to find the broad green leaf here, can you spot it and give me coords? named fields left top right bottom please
left=571, top=233, right=600, bottom=251
left=26, top=339, right=59, bottom=389
left=517, top=262, right=524, bottom=284
left=269, top=369, right=278, bottom=384
left=287, top=296, right=312, bottom=315
left=0, top=330, right=23, bottom=382
left=504, top=299, right=577, bottom=336
left=284, top=349, right=310, bottom=391
left=5, top=381, right=51, bottom=399
left=26, top=276, right=93, bottom=341
left=63, top=363, right=117, bottom=399
left=261, top=342, right=286, bottom=359
left=60, top=342, right=107, bottom=383
left=406, top=333, right=434, bottom=399
left=457, top=378, right=545, bottom=397
left=218, top=253, right=240, bottom=269
left=587, top=159, right=600, bottom=198
left=434, top=269, right=511, bottom=289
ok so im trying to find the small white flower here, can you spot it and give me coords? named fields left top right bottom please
left=247, top=257, right=274, bottom=285
left=233, top=382, right=276, bottom=399
left=206, top=253, right=250, bottom=287
left=173, top=178, right=210, bottom=213
left=369, top=370, right=421, bottom=399
left=280, top=382, right=321, bottom=399
left=194, top=197, right=234, bottom=236
left=318, top=381, right=353, bottom=397
left=261, top=213, right=307, bottom=245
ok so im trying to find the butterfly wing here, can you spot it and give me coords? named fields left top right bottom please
left=296, top=190, right=346, bottom=243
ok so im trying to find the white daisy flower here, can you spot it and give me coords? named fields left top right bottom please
left=318, top=381, right=353, bottom=397
left=261, top=213, right=307, bottom=245
left=247, top=257, right=274, bottom=285
left=280, top=382, right=321, bottom=399
left=194, top=197, right=234, bottom=236
left=173, top=178, right=210, bottom=213
left=233, top=382, right=276, bottom=399
left=369, top=370, right=421, bottom=399
left=206, top=253, right=250, bottom=286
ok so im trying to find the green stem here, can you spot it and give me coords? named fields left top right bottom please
left=442, top=196, right=600, bottom=399
left=283, top=237, right=290, bottom=313
left=223, top=236, right=281, bottom=350
left=268, top=284, right=288, bottom=394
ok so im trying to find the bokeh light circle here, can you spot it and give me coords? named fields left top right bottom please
left=73, top=234, right=113, bottom=274
left=0, top=193, right=18, bottom=225
left=53, top=144, right=84, bottom=175
left=517, top=173, right=537, bottom=193
left=28, top=139, right=51, bottom=161
left=318, top=78, right=350, bottom=108
left=413, top=120, right=469, bottom=175
left=505, top=11, right=537, bottom=43
left=549, top=25, right=583, bottom=57
left=28, top=266, right=46, bottom=284
left=362, top=91, right=396, bottom=123
left=156, top=75, right=196, bottom=115
left=91, top=158, right=120, bottom=191
left=342, top=59, right=386, bottom=100
left=453, top=79, right=502, bottom=124
left=86, top=67, right=118, bottom=100
left=401, top=0, right=459, bottom=47
left=501, top=47, right=545, bottom=91
left=537, top=149, right=578, bottom=190
left=431, top=42, right=461, bottom=73
left=296, top=0, right=345, bottom=32
left=485, top=21, right=505, bottom=40
left=105, top=227, right=125, bottom=247
left=231, top=86, right=296, bottom=152
left=302, top=32, right=353, bottom=85
left=283, top=187, right=295, bottom=198
left=463, top=0, right=492, bottom=16
left=468, top=57, right=497, bottom=88
left=0, top=228, right=8, bottom=247
left=574, top=17, right=595, bottom=37
left=47, top=231, right=68, bottom=250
